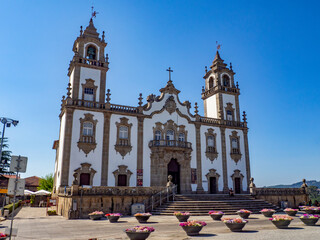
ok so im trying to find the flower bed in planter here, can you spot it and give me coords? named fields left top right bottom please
left=236, top=209, right=252, bottom=219
left=174, top=212, right=190, bottom=222
left=0, top=233, right=8, bottom=240
left=125, top=226, right=155, bottom=240
left=314, top=207, right=320, bottom=214
left=299, top=214, right=319, bottom=226
left=105, top=213, right=122, bottom=223
left=302, top=207, right=316, bottom=214
left=208, top=211, right=224, bottom=220
left=179, top=220, right=207, bottom=236
left=222, top=217, right=248, bottom=232
left=269, top=215, right=293, bottom=229
left=88, top=211, right=104, bottom=220
left=134, top=213, right=152, bottom=223
left=284, top=208, right=298, bottom=216
left=47, top=210, right=57, bottom=216
left=260, top=209, right=275, bottom=217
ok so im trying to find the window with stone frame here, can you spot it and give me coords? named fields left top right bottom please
left=86, top=45, right=97, bottom=60
left=112, top=165, right=133, bottom=187
left=115, top=117, right=132, bottom=158
left=81, top=79, right=98, bottom=103
left=205, top=128, right=218, bottom=162
left=225, top=103, right=235, bottom=122
left=229, top=131, right=242, bottom=163
left=155, top=130, right=161, bottom=140
left=77, top=113, right=98, bottom=156
left=222, top=75, right=230, bottom=87
left=166, top=129, right=175, bottom=146
left=208, top=77, right=214, bottom=89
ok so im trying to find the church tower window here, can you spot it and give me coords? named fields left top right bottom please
left=82, top=122, right=93, bottom=137
left=119, top=126, right=128, bottom=140
left=205, top=128, right=218, bottom=162
left=86, top=45, right=96, bottom=60
left=229, top=131, right=242, bottom=163
left=115, top=117, right=133, bottom=158
left=77, top=114, right=98, bottom=155
left=226, top=110, right=233, bottom=121
left=208, top=77, right=214, bottom=89
left=223, top=75, right=230, bottom=87
left=84, top=88, right=94, bottom=101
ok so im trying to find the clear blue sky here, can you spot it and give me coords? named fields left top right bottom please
left=1, top=0, right=319, bottom=187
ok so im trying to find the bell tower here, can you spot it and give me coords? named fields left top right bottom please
left=202, top=51, right=240, bottom=121
left=68, top=18, right=109, bottom=103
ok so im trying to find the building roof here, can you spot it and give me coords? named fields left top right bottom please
left=25, top=176, right=41, bottom=187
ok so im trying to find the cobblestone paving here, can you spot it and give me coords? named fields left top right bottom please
left=1, top=207, right=319, bottom=239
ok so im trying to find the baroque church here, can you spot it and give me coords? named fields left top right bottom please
left=53, top=19, right=251, bottom=195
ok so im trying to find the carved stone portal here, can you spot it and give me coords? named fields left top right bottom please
left=74, top=163, right=97, bottom=186
left=113, top=165, right=133, bottom=186
left=205, top=169, right=220, bottom=193
left=231, top=169, right=244, bottom=194
left=150, top=148, right=192, bottom=193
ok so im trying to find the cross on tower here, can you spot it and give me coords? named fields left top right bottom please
left=166, top=67, right=173, bottom=81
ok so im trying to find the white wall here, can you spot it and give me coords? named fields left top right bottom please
left=79, top=67, right=101, bottom=102
left=55, top=113, right=66, bottom=189
left=225, top=129, right=247, bottom=191
left=69, top=69, right=75, bottom=98
left=68, top=110, right=104, bottom=186
left=205, top=96, right=218, bottom=118
left=108, top=115, right=138, bottom=187
left=200, top=126, right=223, bottom=191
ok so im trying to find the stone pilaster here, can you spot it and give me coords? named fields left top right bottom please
left=71, top=66, right=81, bottom=100
left=60, top=108, right=75, bottom=186
left=99, top=71, right=107, bottom=103
left=136, top=116, right=144, bottom=186
left=195, top=123, right=204, bottom=193
left=235, top=95, right=240, bottom=122
left=101, top=112, right=111, bottom=186
left=243, top=128, right=251, bottom=189
left=220, top=127, right=229, bottom=193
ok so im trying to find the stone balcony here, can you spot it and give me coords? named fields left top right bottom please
left=149, top=140, right=192, bottom=150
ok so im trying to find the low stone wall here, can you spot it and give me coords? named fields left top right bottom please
left=56, top=186, right=165, bottom=219
left=254, top=188, right=308, bottom=208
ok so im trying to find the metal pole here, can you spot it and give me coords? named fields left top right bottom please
left=160, top=191, right=162, bottom=206
left=9, top=155, right=21, bottom=240
left=0, top=121, right=6, bottom=162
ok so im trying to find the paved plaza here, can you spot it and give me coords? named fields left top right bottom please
left=1, top=207, right=319, bottom=240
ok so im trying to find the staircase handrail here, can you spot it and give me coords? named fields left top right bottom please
left=142, top=185, right=177, bottom=212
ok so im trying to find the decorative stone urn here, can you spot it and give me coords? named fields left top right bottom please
left=107, top=216, right=120, bottom=223
left=125, top=232, right=151, bottom=240
left=176, top=215, right=190, bottom=222
left=210, top=214, right=224, bottom=220
left=261, top=211, right=274, bottom=217
left=285, top=210, right=298, bottom=216
left=300, top=218, right=319, bottom=226
left=304, top=209, right=316, bottom=214
left=135, top=216, right=150, bottom=223
left=271, top=220, right=292, bottom=229
left=89, top=214, right=103, bottom=220
left=237, top=212, right=251, bottom=219
left=225, top=222, right=247, bottom=232
left=181, top=226, right=203, bottom=236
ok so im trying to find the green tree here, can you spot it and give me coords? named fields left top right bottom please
left=0, top=137, right=12, bottom=174
left=308, top=185, right=320, bottom=203
left=38, top=173, right=54, bottom=192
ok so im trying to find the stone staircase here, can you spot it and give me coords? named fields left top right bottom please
left=151, top=194, right=280, bottom=215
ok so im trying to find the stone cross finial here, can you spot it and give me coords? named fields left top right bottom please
left=230, top=62, right=233, bottom=70
left=205, top=66, right=208, bottom=73
left=80, top=26, right=83, bottom=36
left=202, top=86, right=205, bottom=92
left=106, top=53, right=109, bottom=63
left=102, top=31, right=105, bottom=42
left=166, top=67, right=173, bottom=81
left=66, top=83, right=72, bottom=98
left=242, top=111, right=247, bottom=123
left=106, top=89, right=111, bottom=103
left=138, top=93, right=143, bottom=106
left=194, top=102, right=199, bottom=115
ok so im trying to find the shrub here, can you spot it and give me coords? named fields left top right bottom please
left=4, top=200, right=22, bottom=214
left=47, top=210, right=57, bottom=216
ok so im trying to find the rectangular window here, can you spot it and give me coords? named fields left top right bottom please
left=84, top=88, right=94, bottom=101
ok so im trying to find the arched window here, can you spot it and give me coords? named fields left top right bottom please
left=223, top=75, right=230, bottom=87
left=87, top=46, right=96, bottom=60
left=208, top=77, right=214, bottom=89
left=84, top=87, right=94, bottom=101
left=155, top=130, right=161, bottom=140
left=178, top=133, right=185, bottom=142
left=83, top=122, right=93, bottom=136
left=207, top=136, right=214, bottom=147
left=119, top=126, right=128, bottom=139
left=226, top=110, right=233, bottom=121
left=166, top=130, right=174, bottom=140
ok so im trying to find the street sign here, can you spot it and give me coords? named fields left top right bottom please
left=7, top=178, right=25, bottom=196
left=0, top=189, right=7, bottom=194
left=10, top=155, right=28, bottom=173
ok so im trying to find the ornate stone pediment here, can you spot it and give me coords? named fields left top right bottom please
left=165, top=96, right=177, bottom=114
left=160, top=80, right=181, bottom=95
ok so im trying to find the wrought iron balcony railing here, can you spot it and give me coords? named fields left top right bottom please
left=149, top=140, right=192, bottom=149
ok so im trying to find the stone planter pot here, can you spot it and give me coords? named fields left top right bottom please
left=210, top=214, right=224, bottom=220
left=237, top=212, right=250, bottom=219
left=285, top=210, right=297, bottom=216
left=181, top=226, right=203, bottom=236
left=271, top=220, right=292, bottom=229
left=89, top=214, right=103, bottom=220
left=0, top=237, right=7, bottom=240
left=261, top=212, right=274, bottom=217
left=125, top=232, right=151, bottom=240
left=107, top=215, right=120, bottom=223
left=300, top=218, right=319, bottom=226
left=135, top=216, right=150, bottom=223
left=225, top=222, right=247, bottom=232
left=314, top=209, right=320, bottom=214
left=304, top=209, right=315, bottom=214
left=176, top=215, right=190, bottom=222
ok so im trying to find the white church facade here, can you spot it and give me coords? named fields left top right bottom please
left=53, top=19, right=251, bottom=194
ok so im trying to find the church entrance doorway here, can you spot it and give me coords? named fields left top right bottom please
left=118, top=174, right=127, bottom=186
left=209, top=177, right=217, bottom=194
left=168, top=159, right=180, bottom=193
left=235, top=177, right=241, bottom=194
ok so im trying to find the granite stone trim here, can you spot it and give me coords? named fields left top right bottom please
left=220, top=127, right=228, bottom=193
left=243, top=129, right=251, bottom=189
left=101, top=112, right=111, bottom=186
left=136, top=116, right=144, bottom=185
left=195, top=123, right=204, bottom=192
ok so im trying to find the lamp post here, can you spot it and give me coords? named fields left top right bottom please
left=0, top=117, right=19, bottom=163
